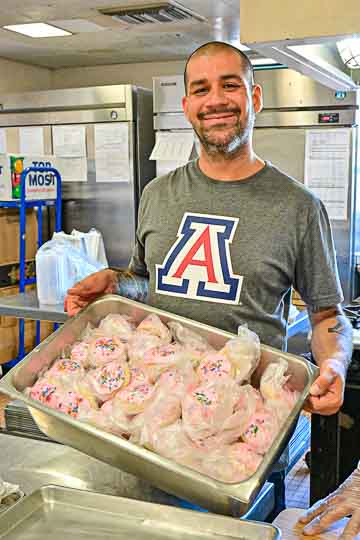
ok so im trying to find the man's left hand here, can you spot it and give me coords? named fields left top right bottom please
left=304, top=358, right=346, bottom=415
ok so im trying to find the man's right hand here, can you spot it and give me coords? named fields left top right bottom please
left=64, top=269, right=118, bottom=317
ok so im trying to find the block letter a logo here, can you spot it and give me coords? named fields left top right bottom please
left=156, top=213, right=243, bottom=304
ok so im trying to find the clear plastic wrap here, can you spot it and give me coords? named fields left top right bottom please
left=136, top=314, right=172, bottom=343
left=220, top=325, right=261, bottom=383
left=127, top=332, right=163, bottom=367
left=88, top=336, right=128, bottom=368
left=241, top=406, right=280, bottom=454
left=260, top=357, right=299, bottom=423
left=142, top=343, right=192, bottom=383
left=167, top=321, right=214, bottom=365
left=84, top=360, right=131, bottom=402
left=201, top=442, right=263, bottom=482
left=98, top=313, right=136, bottom=343
left=182, top=379, right=239, bottom=442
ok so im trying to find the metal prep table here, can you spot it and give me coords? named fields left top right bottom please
left=0, top=289, right=276, bottom=521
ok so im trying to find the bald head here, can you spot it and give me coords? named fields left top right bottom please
left=184, top=41, right=254, bottom=94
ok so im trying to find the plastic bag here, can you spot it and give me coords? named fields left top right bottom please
left=219, top=325, right=261, bottom=383
left=260, top=357, right=299, bottom=423
left=182, top=379, right=238, bottom=442
left=168, top=321, right=214, bottom=366
left=36, top=238, right=106, bottom=304
left=201, top=443, right=262, bottom=482
left=53, top=227, right=108, bottom=267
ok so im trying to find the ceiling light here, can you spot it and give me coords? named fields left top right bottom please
left=251, top=58, right=279, bottom=66
left=337, top=38, right=360, bottom=69
left=3, top=23, right=72, bottom=38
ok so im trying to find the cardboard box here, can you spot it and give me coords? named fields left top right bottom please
left=0, top=319, right=55, bottom=364
left=0, top=208, right=38, bottom=265
left=0, top=154, right=58, bottom=201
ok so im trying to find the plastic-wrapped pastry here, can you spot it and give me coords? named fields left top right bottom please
left=142, top=343, right=190, bottom=383
left=136, top=314, right=171, bottom=343
left=260, top=357, right=299, bottom=423
left=56, top=390, right=96, bottom=418
left=88, top=336, right=127, bottom=368
left=182, top=380, right=237, bottom=442
left=197, top=352, right=235, bottom=383
left=46, top=358, right=85, bottom=381
left=70, top=341, right=90, bottom=365
left=167, top=321, right=214, bottom=365
left=98, top=313, right=135, bottom=343
left=29, top=379, right=96, bottom=418
left=201, top=442, right=262, bottom=482
left=114, top=367, right=155, bottom=414
left=85, top=360, right=130, bottom=402
left=146, top=420, right=203, bottom=469
left=127, top=332, right=163, bottom=367
left=98, top=399, right=132, bottom=436
left=219, top=326, right=260, bottom=384
left=242, top=407, right=279, bottom=454
left=29, top=380, right=63, bottom=408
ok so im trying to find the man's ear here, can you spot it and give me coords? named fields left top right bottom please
left=252, top=84, right=263, bottom=114
left=182, top=95, right=188, bottom=117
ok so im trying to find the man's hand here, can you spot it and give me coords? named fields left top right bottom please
left=64, top=269, right=118, bottom=317
left=304, top=358, right=346, bottom=415
left=298, top=468, right=360, bottom=539
left=307, top=305, right=352, bottom=416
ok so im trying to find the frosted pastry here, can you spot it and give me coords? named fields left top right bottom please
left=182, top=380, right=236, bottom=442
left=136, top=314, right=171, bottom=343
left=260, top=357, right=299, bottom=423
left=167, top=321, right=214, bottom=365
left=242, top=408, right=279, bottom=454
left=219, top=326, right=260, bottom=384
left=98, top=313, right=135, bottom=342
left=70, top=341, right=90, bottom=365
left=88, top=336, right=127, bottom=368
left=201, top=442, right=262, bottom=482
left=86, top=360, right=130, bottom=402
left=142, top=343, right=188, bottom=383
left=29, top=380, right=62, bottom=408
left=56, top=390, right=95, bottom=418
left=114, top=367, right=155, bottom=414
left=127, top=332, right=163, bottom=366
left=46, top=358, right=85, bottom=380
left=197, top=352, right=235, bottom=382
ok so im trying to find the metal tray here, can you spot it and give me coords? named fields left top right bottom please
left=0, top=485, right=281, bottom=540
left=0, top=295, right=318, bottom=516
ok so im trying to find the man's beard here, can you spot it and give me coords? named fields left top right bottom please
left=194, top=108, right=254, bottom=159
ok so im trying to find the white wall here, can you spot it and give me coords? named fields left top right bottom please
left=0, top=57, right=52, bottom=93
left=51, top=60, right=185, bottom=90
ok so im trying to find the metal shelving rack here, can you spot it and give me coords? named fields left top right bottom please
left=0, top=166, right=62, bottom=368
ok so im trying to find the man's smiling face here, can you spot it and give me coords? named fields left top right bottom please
left=182, top=49, right=261, bottom=157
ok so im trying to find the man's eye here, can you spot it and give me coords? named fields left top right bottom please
left=224, top=83, right=239, bottom=89
left=193, top=88, right=207, bottom=95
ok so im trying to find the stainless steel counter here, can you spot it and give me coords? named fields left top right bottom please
left=0, top=291, right=67, bottom=323
left=0, top=432, right=274, bottom=521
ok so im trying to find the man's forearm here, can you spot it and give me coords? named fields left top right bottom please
left=111, top=268, right=149, bottom=303
left=309, top=306, right=353, bottom=370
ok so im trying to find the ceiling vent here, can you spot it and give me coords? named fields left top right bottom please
left=99, top=2, right=206, bottom=25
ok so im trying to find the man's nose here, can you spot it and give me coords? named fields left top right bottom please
left=205, top=85, right=228, bottom=106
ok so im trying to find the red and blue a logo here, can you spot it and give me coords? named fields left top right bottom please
left=156, top=213, right=243, bottom=304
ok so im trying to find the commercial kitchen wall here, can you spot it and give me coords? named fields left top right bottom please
left=50, top=60, right=185, bottom=90
left=0, top=57, right=52, bottom=92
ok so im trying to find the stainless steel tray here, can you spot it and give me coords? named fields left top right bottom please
left=0, top=485, right=281, bottom=540
left=0, top=295, right=318, bottom=516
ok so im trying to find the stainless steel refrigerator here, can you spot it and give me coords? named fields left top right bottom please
left=0, top=85, right=155, bottom=267
left=152, top=71, right=360, bottom=303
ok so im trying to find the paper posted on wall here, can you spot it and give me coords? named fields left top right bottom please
left=304, top=128, right=351, bottom=220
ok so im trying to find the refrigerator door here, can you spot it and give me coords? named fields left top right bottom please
left=253, top=126, right=356, bottom=303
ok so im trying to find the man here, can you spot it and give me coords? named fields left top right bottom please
left=65, top=41, right=353, bottom=514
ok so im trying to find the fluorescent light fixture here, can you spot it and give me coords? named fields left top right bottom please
left=337, top=38, right=360, bottom=69
left=251, top=57, right=278, bottom=66
left=3, top=22, right=72, bottom=38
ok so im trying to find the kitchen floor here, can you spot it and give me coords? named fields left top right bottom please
left=285, top=451, right=310, bottom=509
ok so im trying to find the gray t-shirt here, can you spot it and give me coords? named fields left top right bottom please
left=129, top=160, right=343, bottom=350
